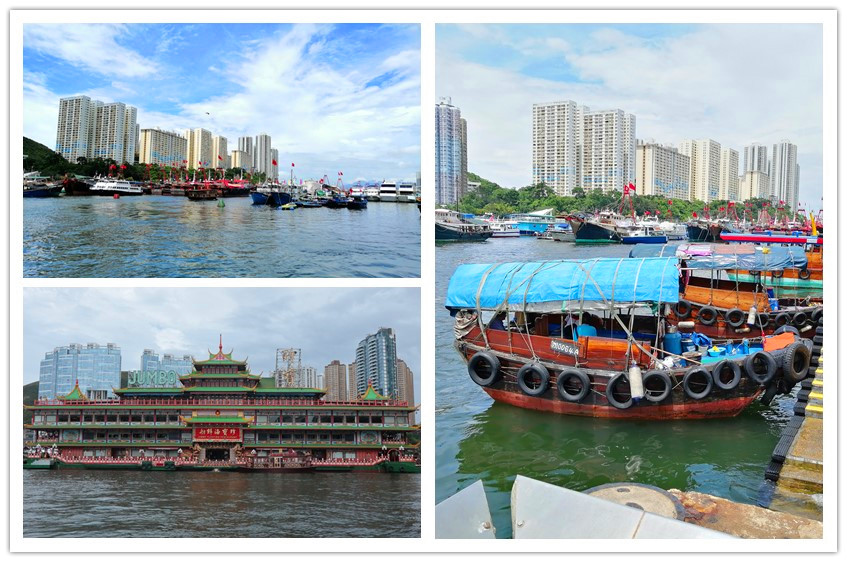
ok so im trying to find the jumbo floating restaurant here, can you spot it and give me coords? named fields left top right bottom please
left=24, top=342, right=420, bottom=473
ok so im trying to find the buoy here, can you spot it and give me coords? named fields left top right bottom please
left=218, top=199, right=225, bottom=207
left=746, top=306, right=757, bottom=326
left=628, top=361, right=644, bottom=403
left=113, top=193, right=119, bottom=199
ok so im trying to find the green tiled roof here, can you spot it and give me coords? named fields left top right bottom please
left=360, top=383, right=388, bottom=401
left=58, top=381, right=88, bottom=401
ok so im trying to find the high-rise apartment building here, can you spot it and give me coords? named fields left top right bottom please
left=581, top=109, right=636, bottom=193
left=38, top=343, right=121, bottom=400
left=770, top=140, right=800, bottom=210
left=230, top=150, right=252, bottom=171
left=679, top=139, right=722, bottom=202
left=323, top=360, right=348, bottom=402
left=298, top=366, right=318, bottom=388
left=184, top=128, right=213, bottom=168
left=719, top=147, right=740, bottom=201
left=435, top=97, right=467, bottom=205
left=354, top=328, right=397, bottom=398
left=139, top=128, right=188, bottom=167
left=254, top=133, right=273, bottom=176
left=743, top=143, right=769, bottom=175
left=396, top=358, right=415, bottom=424
left=211, top=135, right=229, bottom=169
left=532, top=100, right=586, bottom=196
left=238, top=136, right=253, bottom=159
left=55, top=95, right=138, bottom=164
left=634, top=141, right=691, bottom=200
left=348, top=363, right=357, bottom=400
left=738, top=171, right=770, bottom=202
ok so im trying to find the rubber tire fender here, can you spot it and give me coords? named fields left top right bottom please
left=516, top=363, right=550, bottom=397
left=760, top=382, right=780, bottom=406
left=724, top=308, right=746, bottom=329
left=773, top=312, right=791, bottom=328
left=467, top=351, right=501, bottom=387
left=757, top=312, right=770, bottom=327
left=674, top=299, right=692, bottom=319
left=745, top=351, right=778, bottom=386
left=771, top=269, right=784, bottom=278
left=712, top=360, right=742, bottom=391
left=792, top=311, right=809, bottom=328
left=642, top=370, right=672, bottom=403
left=798, top=268, right=811, bottom=280
left=683, top=367, right=713, bottom=400
left=605, top=373, right=633, bottom=409
left=697, top=305, right=718, bottom=326
left=781, top=342, right=811, bottom=386
left=810, top=308, right=823, bottom=325
left=773, top=325, right=800, bottom=337
left=556, top=368, right=591, bottom=403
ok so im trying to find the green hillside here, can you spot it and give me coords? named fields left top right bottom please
left=23, top=381, right=38, bottom=424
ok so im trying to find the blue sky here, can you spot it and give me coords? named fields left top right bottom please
left=437, top=23, right=824, bottom=210
left=24, top=23, right=421, bottom=182
left=23, top=287, right=421, bottom=404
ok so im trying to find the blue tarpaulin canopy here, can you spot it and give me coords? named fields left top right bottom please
left=445, top=257, right=680, bottom=312
left=628, top=243, right=807, bottom=271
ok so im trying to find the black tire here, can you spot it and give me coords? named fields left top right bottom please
left=674, top=299, right=692, bottom=319
left=642, top=371, right=672, bottom=403
left=773, top=312, right=791, bottom=328
left=781, top=342, right=811, bottom=386
left=813, top=335, right=823, bottom=345
left=467, top=351, right=501, bottom=387
left=724, top=308, right=746, bottom=329
left=771, top=269, right=784, bottom=278
left=798, top=268, right=811, bottom=280
left=811, top=308, right=823, bottom=325
left=516, top=363, right=549, bottom=396
left=605, top=373, right=633, bottom=409
left=749, top=270, right=761, bottom=279
left=698, top=306, right=718, bottom=326
left=745, top=351, right=778, bottom=386
left=712, top=360, right=742, bottom=391
left=773, top=325, right=799, bottom=337
left=792, top=311, right=808, bottom=328
left=556, top=368, right=591, bottom=403
left=757, top=312, right=770, bottom=327
left=683, top=367, right=713, bottom=400
left=815, top=325, right=823, bottom=336
left=760, top=382, right=779, bottom=405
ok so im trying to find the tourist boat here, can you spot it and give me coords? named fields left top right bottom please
left=364, top=185, right=382, bottom=201
left=186, top=185, right=219, bottom=201
left=24, top=340, right=420, bottom=473
left=629, top=243, right=822, bottom=341
left=397, top=181, right=417, bottom=203
left=446, top=257, right=813, bottom=420
left=621, top=225, right=669, bottom=245
left=90, top=178, right=144, bottom=196
left=489, top=221, right=520, bottom=238
left=436, top=209, right=493, bottom=242
left=251, top=184, right=292, bottom=206
left=379, top=181, right=398, bottom=202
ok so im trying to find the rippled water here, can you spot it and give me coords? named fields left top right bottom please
left=24, top=471, right=420, bottom=538
left=435, top=237, right=795, bottom=538
left=23, top=197, right=420, bottom=278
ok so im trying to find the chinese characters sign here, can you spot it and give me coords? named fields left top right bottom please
left=193, top=427, right=242, bottom=441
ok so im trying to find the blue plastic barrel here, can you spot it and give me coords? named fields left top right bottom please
left=664, top=332, right=682, bottom=356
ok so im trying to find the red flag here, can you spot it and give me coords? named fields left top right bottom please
left=291, top=163, right=295, bottom=167
left=218, top=155, right=222, bottom=161
left=272, top=159, right=277, bottom=166
left=667, top=199, right=672, bottom=205
left=319, top=178, right=324, bottom=184
left=693, top=212, right=698, bottom=218
left=182, top=160, right=187, bottom=164
left=339, top=171, right=343, bottom=176
left=644, top=211, right=650, bottom=215
left=198, top=161, right=202, bottom=166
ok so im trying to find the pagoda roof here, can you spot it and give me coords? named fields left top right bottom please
left=182, top=415, right=252, bottom=424
left=193, top=336, right=247, bottom=366
left=57, top=381, right=88, bottom=402
left=359, top=382, right=389, bottom=401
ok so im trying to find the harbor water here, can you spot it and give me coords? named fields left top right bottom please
left=23, top=471, right=420, bottom=538
left=436, top=237, right=796, bottom=538
left=23, top=197, right=421, bottom=278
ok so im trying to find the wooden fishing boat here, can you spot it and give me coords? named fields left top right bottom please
left=446, top=258, right=813, bottom=420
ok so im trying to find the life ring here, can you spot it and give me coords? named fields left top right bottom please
left=798, top=268, right=811, bottom=280
left=791, top=311, right=808, bottom=328
left=757, top=312, right=770, bottom=327
left=697, top=306, right=718, bottom=326
left=711, top=360, right=742, bottom=391
left=467, top=351, right=501, bottom=386
left=781, top=342, right=811, bottom=385
left=744, top=351, right=778, bottom=386
left=556, top=368, right=590, bottom=403
left=773, top=312, right=790, bottom=328
left=810, top=308, right=823, bottom=325
left=516, top=363, right=550, bottom=396
left=724, top=308, right=745, bottom=329
left=605, top=373, right=633, bottom=409
left=683, top=367, right=713, bottom=400
left=674, top=300, right=692, bottom=319
left=642, top=370, right=672, bottom=403
left=773, top=325, right=799, bottom=337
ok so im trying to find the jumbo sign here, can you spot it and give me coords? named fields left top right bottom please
left=127, top=370, right=179, bottom=388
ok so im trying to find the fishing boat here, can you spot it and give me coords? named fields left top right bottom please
left=250, top=184, right=292, bottom=206
left=185, top=185, right=219, bottom=201
left=61, top=176, right=96, bottom=196
left=90, top=178, right=144, bottom=196
left=218, top=179, right=252, bottom=197
left=565, top=211, right=628, bottom=243
left=325, top=194, right=350, bottom=208
left=347, top=192, right=368, bottom=209
left=296, top=199, right=324, bottom=208
left=23, top=172, right=63, bottom=197
left=446, top=257, right=813, bottom=419
left=436, top=209, right=493, bottom=242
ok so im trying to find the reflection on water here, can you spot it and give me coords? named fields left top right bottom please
left=24, top=471, right=420, bottom=538
left=436, top=237, right=795, bottom=538
left=24, top=197, right=421, bottom=278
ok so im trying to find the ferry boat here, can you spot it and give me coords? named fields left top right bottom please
left=397, top=181, right=417, bottom=203
left=379, top=181, right=398, bottom=202
left=436, top=209, right=493, bottom=242
left=24, top=340, right=420, bottom=473
left=90, top=179, right=144, bottom=196
left=364, top=184, right=381, bottom=201
left=446, top=257, right=813, bottom=419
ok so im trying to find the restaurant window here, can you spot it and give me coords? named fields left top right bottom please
left=371, top=415, right=383, bottom=425
left=309, top=414, right=320, bottom=425
left=320, top=414, right=331, bottom=424
left=294, top=412, right=306, bottom=424
left=69, top=413, right=81, bottom=423
left=131, top=413, right=142, bottom=423
left=82, top=413, right=94, bottom=423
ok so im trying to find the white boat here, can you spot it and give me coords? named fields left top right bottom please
left=549, top=228, right=575, bottom=242
left=364, top=186, right=381, bottom=201
left=90, top=178, right=143, bottom=196
left=379, top=181, right=398, bottom=202
left=489, top=220, right=520, bottom=238
left=397, top=181, right=417, bottom=203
